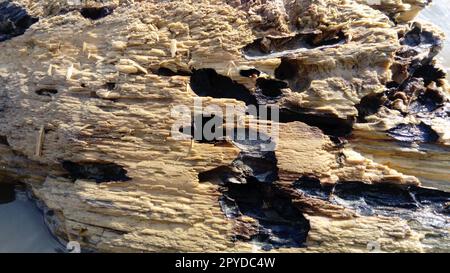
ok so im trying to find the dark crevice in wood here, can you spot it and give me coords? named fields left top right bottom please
left=239, top=68, right=261, bottom=78
left=0, top=2, right=38, bottom=42
left=242, top=30, right=347, bottom=59
left=153, top=67, right=192, bottom=77
left=80, top=7, right=114, bottom=20
left=0, top=135, right=9, bottom=146
left=256, top=78, right=287, bottom=98
left=221, top=181, right=310, bottom=250
left=294, top=177, right=450, bottom=220
left=62, top=161, right=131, bottom=183
left=179, top=114, right=226, bottom=144
left=279, top=108, right=354, bottom=137
left=35, top=89, right=58, bottom=96
left=190, top=68, right=258, bottom=106
left=198, top=131, right=309, bottom=250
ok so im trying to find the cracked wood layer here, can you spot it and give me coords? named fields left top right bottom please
left=0, top=0, right=448, bottom=252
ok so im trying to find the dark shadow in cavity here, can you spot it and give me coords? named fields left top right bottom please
left=62, top=161, right=131, bottom=183
left=190, top=67, right=350, bottom=138
left=293, top=176, right=333, bottom=200
left=275, top=58, right=312, bottom=92
left=198, top=129, right=309, bottom=250
left=379, top=71, right=448, bottom=120
left=179, top=114, right=225, bottom=144
left=35, top=89, right=58, bottom=97
left=274, top=58, right=299, bottom=81
left=198, top=166, right=234, bottom=183
left=0, top=182, right=16, bottom=204
left=273, top=58, right=353, bottom=137
left=242, top=30, right=347, bottom=59
left=240, top=68, right=261, bottom=78
left=294, top=177, right=450, bottom=217
left=190, top=67, right=350, bottom=137
left=198, top=150, right=278, bottom=186
left=410, top=87, right=446, bottom=114
left=279, top=108, right=353, bottom=137
left=153, top=67, right=192, bottom=77
left=333, top=182, right=419, bottom=210
left=104, top=82, right=116, bottom=91
left=256, top=78, right=287, bottom=98
left=220, top=181, right=310, bottom=250
left=0, top=135, right=9, bottom=146
left=80, top=7, right=114, bottom=20
left=387, top=122, right=439, bottom=143
left=412, top=64, right=446, bottom=86
left=196, top=129, right=278, bottom=185
left=0, top=2, right=38, bottom=42
left=355, top=92, right=385, bottom=122
left=190, top=68, right=258, bottom=106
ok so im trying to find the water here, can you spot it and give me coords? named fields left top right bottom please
left=418, top=0, right=450, bottom=79
left=0, top=184, right=64, bottom=253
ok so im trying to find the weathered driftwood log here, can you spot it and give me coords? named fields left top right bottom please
left=0, top=0, right=448, bottom=252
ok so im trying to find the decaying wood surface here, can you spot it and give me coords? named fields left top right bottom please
left=0, top=0, right=448, bottom=252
